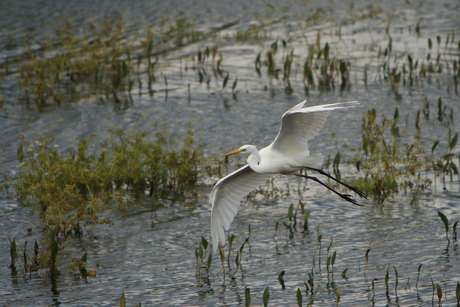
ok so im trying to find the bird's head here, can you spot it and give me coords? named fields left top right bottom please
left=225, top=145, right=257, bottom=156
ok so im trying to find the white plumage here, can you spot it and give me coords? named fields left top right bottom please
left=210, top=100, right=360, bottom=253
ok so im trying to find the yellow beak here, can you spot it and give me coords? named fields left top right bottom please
left=225, top=149, right=243, bottom=156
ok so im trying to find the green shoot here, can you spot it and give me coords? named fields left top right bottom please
left=289, top=203, right=294, bottom=223
left=336, top=286, right=342, bottom=306
left=120, top=291, right=126, bottom=307
left=436, top=283, right=442, bottom=305
left=438, top=211, right=450, bottom=244
left=274, top=221, right=279, bottom=239
left=9, top=238, right=18, bottom=267
left=384, top=264, right=390, bottom=296
left=297, top=288, right=302, bottom=307
left=245, top=287, right=251, bottom=307
left=304, top=209, right=311, bottom=231
left=393, top=266, right=399, bottom=296
left=307, top=289, right=319, bottom=307
left=207, top=253, right=212, bottom=271
left=232, top=77, right=238, bottom=93
left=222, top=73, right=229, bottom=90
left=263, top=286, right=270, bottom=307
left=416, top=264, right=422, bottom=289
left=453, top=221, right=458, bottom=241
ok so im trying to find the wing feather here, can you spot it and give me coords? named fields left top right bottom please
left=210, top=165, right=272, bottom=253
left=270, top=101, right=359, bottom=155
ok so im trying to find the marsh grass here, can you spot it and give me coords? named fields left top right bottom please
left=375, top=33, right=460, bottom=90
left=350, top=100, right=459, bottom=203
left=5, top=15, right=213, bottom=107
left=18, top=17, right=131, bottom=106
left=15, top=123, right=203, bottom=273
left=258, top=35, right=351, bottom=93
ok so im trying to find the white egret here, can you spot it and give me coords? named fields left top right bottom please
left=210, top=100, right=366, bottom=253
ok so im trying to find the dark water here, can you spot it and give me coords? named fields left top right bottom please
left=1, top=0, right=460, bottom=306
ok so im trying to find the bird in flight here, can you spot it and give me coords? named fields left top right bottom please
left=210, top=100, right=366, bottom=253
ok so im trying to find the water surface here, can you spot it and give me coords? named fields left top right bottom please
left=1, top=0, right=460, bottom=306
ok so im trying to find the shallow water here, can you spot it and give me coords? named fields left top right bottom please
left=1, top=0, right=460, bottom=306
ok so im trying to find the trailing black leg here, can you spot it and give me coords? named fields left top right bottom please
left=295, top=174, right=362, bottom=206
left=304, top=167, right=367, bottom=199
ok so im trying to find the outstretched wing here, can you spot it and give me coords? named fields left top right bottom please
left=210, top=165, right=272, bottom=253
left=269, top=101, right=359, bottom=155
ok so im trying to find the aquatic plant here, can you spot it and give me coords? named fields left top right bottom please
left=303, top=208, right=311, bottom=232
left=120, top=291, right=126, bottom=307
left=326, top=250, right=337, bottom=280
left=3, top=14, right=227, bottom=107
left=119, top=291, right=142, bottom=307
left=438, top=211, right=450, bottom=244
left=273, top=221, right=279, bottom=239
left=436, top=283, right=443, bottom=306
left=263, top=286, right=270, bottom=307
left=393, top=266, right=399, bottom=297
left=288, top=203, right=294, bottom=225
left=17, top=17, right=132, bottom=107
left=48, top=229, right=59, bottom=277
left=245, top=287, right=251, bottom=307
left=233, top=25, right=266, bottom=43
left=313, top=227, right=322, bottom=270
left=227, top=234, right=235, bottom=268
left=384, top=264, right=390, bottom=298
left=307, top=288, right=319, bottom=307
left=453, top=221, right=458, bottom=242
left=195, top=237, right=213, bottom=285
left=16, top=124, right=203, bottom=275
left=326, top=238, right=333, bottom=275
left=231, top=250, right=240, bottom=279
left=416, top=264, right=423, bottom=289
left=297, top=287, right=303, bottom=307
left=256, top=34, right=351, bottom=92
left=364, top=249, right=370, bottom=276
left=9, top=238, right=18, bottom=271
left=215, top=245, right=226, bottom=284
left=336, top=286, right=342, bottom=306
left=456, top=282, right=460, bottom=306
left=350, top=100, right=459, bottom=203
left=278, top=270, right=286, bottom=289
left=352, top=108, right=402, bottom=202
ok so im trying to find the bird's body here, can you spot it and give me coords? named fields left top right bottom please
left=210, top=100, right=364, bottom=253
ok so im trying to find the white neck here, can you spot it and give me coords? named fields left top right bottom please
left=247, top=149, right=261, bottom=168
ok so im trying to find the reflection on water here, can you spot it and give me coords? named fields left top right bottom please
left=1, top=0, right=460, bottom=305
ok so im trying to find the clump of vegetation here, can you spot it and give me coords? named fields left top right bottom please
left=350, top=98, right=458, bottom=203
left=373, top=32, right=460, bottom=89
left=17, top=123, right=203, bottom=230
left=4, top=15, right=212, bottom=107
left=229, top=24, right=267, bottom=43
left=303, top=32, right=351, bottom=91
left=14, top=123, right=203, bottom=274
left=18, top=17, right=131, bottom=106
left=256, top=34, right=351, bottom=94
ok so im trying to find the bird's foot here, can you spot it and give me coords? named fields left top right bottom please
left=339, top=193, right=361, bottom=206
